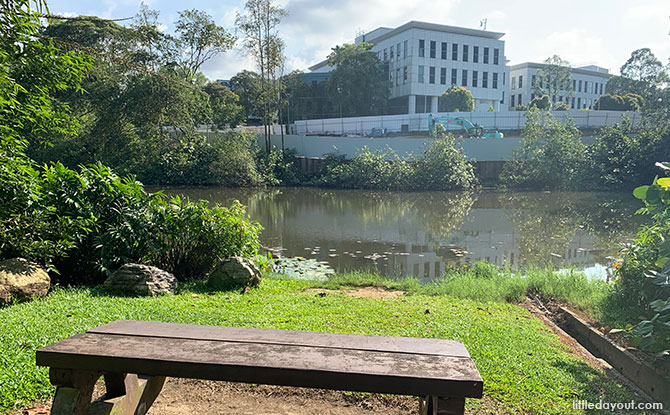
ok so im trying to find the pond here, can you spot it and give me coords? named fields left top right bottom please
left=162, top=187, right=644, bottom=281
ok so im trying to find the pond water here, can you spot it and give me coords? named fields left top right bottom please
left=161, top=187, right=644, bottom=281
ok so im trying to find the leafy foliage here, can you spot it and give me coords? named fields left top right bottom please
left=614, top=173, right=670, bottom=357
left=325, top=43, right=389, bottom=117
left=528, top=95, right=551, bottom=110
left=438, top=85, right=474, bottom=112
left=594, top=93, right=644, bottom=111
left=532, top=55, right=574, bottom=99
left=501, top=109, right=586, bottom=189
left=316, top=133, right=478, bottom=191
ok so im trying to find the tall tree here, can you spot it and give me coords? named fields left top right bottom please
left=325, top=43, right=389, bottom=117
left=203, top=82, right=244, bottom=129
left=532, top=55, right=575, bottom=101
left=168, top=9, right=236, bottom=83
left=236, top=0, right=287, bottom=150
left=620, top=48, right=666, bottom=85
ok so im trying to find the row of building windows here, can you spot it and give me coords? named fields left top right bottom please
left=381, top=40, right=501, bottom=65
left=511, top=75, right=605, bottom=95
left=512, top=93, right=601, bottom=109
left=410, top=66, right=501, bottom=89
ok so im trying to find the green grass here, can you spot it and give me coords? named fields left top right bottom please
left=305, top=263, right=611, bottom=318
left=0, top=273, right=635, bottom=415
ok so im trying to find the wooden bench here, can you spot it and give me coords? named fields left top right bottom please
left=36, top=320, right=483, bottom=415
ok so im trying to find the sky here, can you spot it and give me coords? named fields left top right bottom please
left=46, top=0, right=670, bottom=81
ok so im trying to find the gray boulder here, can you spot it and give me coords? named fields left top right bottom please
left=0, top=258, right=50, bottom=306
left=208, top=257, right=262, bottom=289
left=104, top=263, right=177, bottom=296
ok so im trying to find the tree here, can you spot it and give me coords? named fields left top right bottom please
left=438, top=86, right=474, bottom=112
left=204, top=82, right=244, bottom=129
left=621, top=48, right=666, bottom=85
left=230, top=70, right=264, bottom=123
left=528, top=95, right=551, bottom=110
left=532, top=55, right=575, bottom=100
left=167, top=9, right=236, bottom=83
left=325, top=43, right=389, bottom=117
left=594, top=93, right=644, bottom=111
left=236, top=0, right=287, bottom=150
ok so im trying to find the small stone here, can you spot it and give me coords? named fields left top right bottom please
left=0, top=258, right=50, bottom=306
left=207, top=257, right=262, bottom=289
left=103, top=264, right=177, bottom=296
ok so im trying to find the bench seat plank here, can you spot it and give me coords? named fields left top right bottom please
left=88, top=320, right=471, bottom=358
left=37, top=331, right=483, bottom=398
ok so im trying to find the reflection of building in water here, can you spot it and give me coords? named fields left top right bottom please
left=262, top=198, right=610, bottom=280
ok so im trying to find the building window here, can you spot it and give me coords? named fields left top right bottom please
left=440, top=68, right=447, bottom=85
left=430, top=41, right=436, bottom=59
left=572, top=79, right=576, bottom=91
left=383, top=48, right=387, bottom=61
left=518, top=75, right=523, bottom=89
left=483, top=47, right=489, bottom=64
left=577, top=97, right=581, bottom=108
left=511, top=76, right=516, bottom=90
left=501, top=91, right=505, bottom=104
left=451, top=68, right=457, bottom=85
left=518, top=94, right=522, bottom=106
left=503, top=72, right=506, bottom=85
left=418, top=40, right=425, bottom=57
left=396, top=68, right=400, bottom=86
left=397, top=43, right=401, bottom=61
left=472, top=70, right=478, bottom=87
left=441, top=42, right=447, bottom=59
left=571, top=97, right=575, bottom=109
left=482, top=71, right=488, bottom=88
left=473, top=46, right=479, bottom=63
left=600, top=83, right=603, bottom=95
left=390, top=46, right=394, bottom=60
left=429, top=66, right=435, bottom=84
left=493, top=48, right=499, bottom=65
left=578, top=80, right=582, bottom=92
left=492, top=72, right=498, bottom=89
left=532, top=74, right=537, bottom=87
left=418, top=65, right=425, bottom=83
left=511, top=94, right=515, bottom=107
left=403, top=40, right=408, bottom=58
left=461, top=69, right=467, bottom=86
left=452, top=43, right=458, bottom=60
left=462, top=45, right=469, bottom=62
left=403, top=66, right=408, bottom=83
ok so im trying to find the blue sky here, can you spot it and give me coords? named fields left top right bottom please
left=46, top=0, right=670, bottom=81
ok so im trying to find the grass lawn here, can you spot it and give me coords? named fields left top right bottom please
left=0, top=273, right=635, bottom=414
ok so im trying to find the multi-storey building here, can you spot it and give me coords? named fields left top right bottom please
left=309, top=21, right=509, bottom=114
left=508, top=63, right=611, bottom=110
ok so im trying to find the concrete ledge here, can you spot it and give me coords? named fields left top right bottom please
left=557, top=306, right=670, bottom=407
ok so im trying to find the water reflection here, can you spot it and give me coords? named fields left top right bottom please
left=159, top=187, right=643, bottom=281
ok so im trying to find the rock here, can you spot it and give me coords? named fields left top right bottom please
left=104, top=263, right=177, bottom=296
left=0, top=258, right=50, bottom=306
left=208, top=257, right=262, bottom=289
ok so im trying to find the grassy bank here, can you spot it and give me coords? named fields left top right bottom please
left=0, top=272, right=637, bottom=415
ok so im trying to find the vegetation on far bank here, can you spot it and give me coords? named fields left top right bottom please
left=0, top=274, right=639, bottom=415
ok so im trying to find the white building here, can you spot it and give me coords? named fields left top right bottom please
left=508, top=63, right=612, bottom=110
left=309, top=21, right=509, bottom=114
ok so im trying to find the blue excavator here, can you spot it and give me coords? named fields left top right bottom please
left=428, top=114, right=504, bottom=139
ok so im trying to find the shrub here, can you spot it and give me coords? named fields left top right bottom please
left=553, top=102, right=569, bottom=111
left=528, top=95, right=551, bottom=110
left=411, top=134, right=478, bottom=190
left=1, top=162, right=262, bottom=284
left=438, top=85, right=475, bottom=112
left=501, top=109, right=586, bottom=189
left=594, top=93, right=644, bottom=111
left=612, top=173, right=670, bottom=357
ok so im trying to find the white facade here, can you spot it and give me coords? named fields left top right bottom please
left=508, top=63, right=612, bottom=110
left=309, top=21, right=509, bottom=114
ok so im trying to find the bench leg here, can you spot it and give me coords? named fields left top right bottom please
left=89, top=373, right=166, bottom=415
left=420, top=396, right=465, bottom=415
left=49, top=369, right=100, bottom=415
